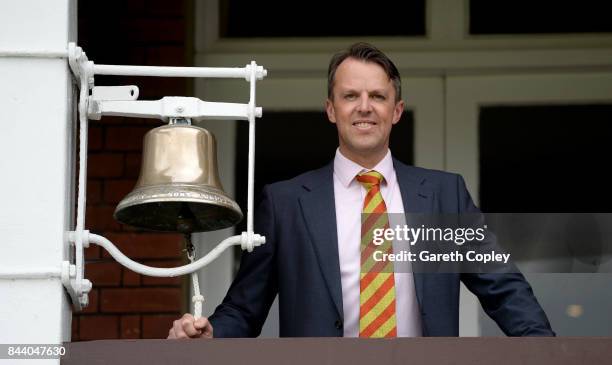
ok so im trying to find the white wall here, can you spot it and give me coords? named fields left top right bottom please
left=0, top=0, right=77, bottom=361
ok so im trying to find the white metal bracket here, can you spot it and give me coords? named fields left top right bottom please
left=88, top=92, right=262, bottom=122
left=91, top=85, right=139, bottom=101
left=65, top=42, right=268, bottom=313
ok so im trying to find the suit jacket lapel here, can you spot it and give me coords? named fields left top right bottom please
left=393, top=159, right=434, bottom=318
left=298, top=163, right=344, bottom=318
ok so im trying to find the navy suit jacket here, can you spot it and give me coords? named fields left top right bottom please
left=210, top=159, right=554, bottom=337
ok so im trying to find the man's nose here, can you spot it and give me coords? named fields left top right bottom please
left=357, top=94, right=372, bottom=113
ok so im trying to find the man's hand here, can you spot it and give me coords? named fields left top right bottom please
left=167, top=313, right=213, bottom=339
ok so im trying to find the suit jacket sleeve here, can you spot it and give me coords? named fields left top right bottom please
left=209, top=185, right=278, bottom=337
left=455, top=174, right=555, bottom=336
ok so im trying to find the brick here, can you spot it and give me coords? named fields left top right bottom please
left=126, top=0, right=147, bottom=15
left=125, top=19, right=185, bottom=44
left=137, top=77, right=186, bottom=99
left=85, top=245, right=100, bottom=259
left=120, top=223, right=141, bottom=232
left=88, top=153, right=124, bottom=178
left=126, top=46, right=148, bottom=65
left=142, top=260, right=183, bottom=286
left=86, top=44, right=136, bottom=66
left=142, top=315, right=178, bottom=339
left=79, top=315, right=119, bottom=340
left=81, top=0, right=144, bottom=18
left=87, top=180, right=102, bottom=204
left=125, top=153, right=142, bottom=178
left=101, top=288, right=182, bottom=313
left=101, top=233, right=183, bottom=259
left=71, top=316, right=79, bottom=341
left=81, top=47, right=144, bottom=66
left=120, top=315, right=141, bottom=339
left=122, top=268, right=141, bottom=286
left=104, top=179, right=136, bottom=204
left=97, top=116, right=126, bottom=125
left=86, top=262, right=122, bottom=286
left=76, top=0, right=193, bottom=331
left=80, top=0, right=126, bottom=17
left=146, top=46, right=186, bottom=66
left=77, top=23, right=93, bottom=46
left=146, top=0, right=185, bottom=17
left=89, top=125, right=103, bottom=150
left=82, top=289, right=99, bottom=314
left=106, top=126, right=149, bottom=151
left=120, top=118, right=161, bottom=126
left=86, top=205, right=121, bottom=231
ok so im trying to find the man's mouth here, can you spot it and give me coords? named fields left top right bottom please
left=352, top=120, right=376, bottom=129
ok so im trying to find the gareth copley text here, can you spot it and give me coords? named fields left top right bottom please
left=372, top=250, right=511, bottom=264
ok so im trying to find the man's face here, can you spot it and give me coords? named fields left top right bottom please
left=326, top=58, right=404, bottom=166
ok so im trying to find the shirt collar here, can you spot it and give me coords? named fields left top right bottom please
left=333, top=148, right=393, bottom=188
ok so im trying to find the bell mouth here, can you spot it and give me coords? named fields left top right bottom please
left=114, top=183, right=243, bottom=232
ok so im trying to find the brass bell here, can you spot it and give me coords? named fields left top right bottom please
left=114, top=122, right=243, bottom=232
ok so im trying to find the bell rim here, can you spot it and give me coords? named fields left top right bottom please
left=113, top=201, right=243, bottom=232
left=114, top=183, right=243, bottom=219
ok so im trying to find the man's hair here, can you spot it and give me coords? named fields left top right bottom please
left=327, top=42, right=402, bottom=102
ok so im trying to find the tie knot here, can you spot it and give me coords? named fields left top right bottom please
left=356, top=170, right=384, bottom=190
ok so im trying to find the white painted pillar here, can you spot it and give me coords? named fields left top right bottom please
left=0, top=0, right=77, bottom=359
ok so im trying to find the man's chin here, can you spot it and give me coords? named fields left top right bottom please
left=340, top=144, right=388, bottom=162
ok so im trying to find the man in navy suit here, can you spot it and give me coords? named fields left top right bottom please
left=168, top=43, right=553, bottom=339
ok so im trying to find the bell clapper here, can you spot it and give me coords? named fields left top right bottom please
left=183, top=233, right=195, bottom=260
left=183, top=233, right=205, bottom=320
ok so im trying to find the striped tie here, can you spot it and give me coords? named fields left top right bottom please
left=356, top=170, right=397, bottom=338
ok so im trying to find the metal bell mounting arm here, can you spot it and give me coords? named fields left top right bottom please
left=64, top=42, right=267, bottom=313
left=87, top=89, right=262, bottom=122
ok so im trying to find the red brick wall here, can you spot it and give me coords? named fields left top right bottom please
left=73, top=0, right=193, bottom=341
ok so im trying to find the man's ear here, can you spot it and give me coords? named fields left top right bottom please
left=392, top=99, right=404, bottom=125
left=326, top=99, right=336, bottom=124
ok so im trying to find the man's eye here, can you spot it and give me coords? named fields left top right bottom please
left=372, top=94, right=386, bottom=101
left=345, top=94, right=357, bottom=100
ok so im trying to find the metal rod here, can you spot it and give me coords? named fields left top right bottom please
left=89, top=234, right=244, bottom=277
left=247, top=62, right=257, bottom=233
left=93, top=64, right=249, bottom=78
left=75, top=73, right=90, bottom=306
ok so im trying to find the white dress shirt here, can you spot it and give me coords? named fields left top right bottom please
left=333, top=148, right=422, bottom=337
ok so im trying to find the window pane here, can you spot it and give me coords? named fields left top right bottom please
left=220, top=0, right=426, bottom=38
left=470, top=1, right=612, bottom=35
left=479, top=104, right=612, bottom=212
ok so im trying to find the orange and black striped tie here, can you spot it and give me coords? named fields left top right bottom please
left=356, top=170, right=397, bottom=338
